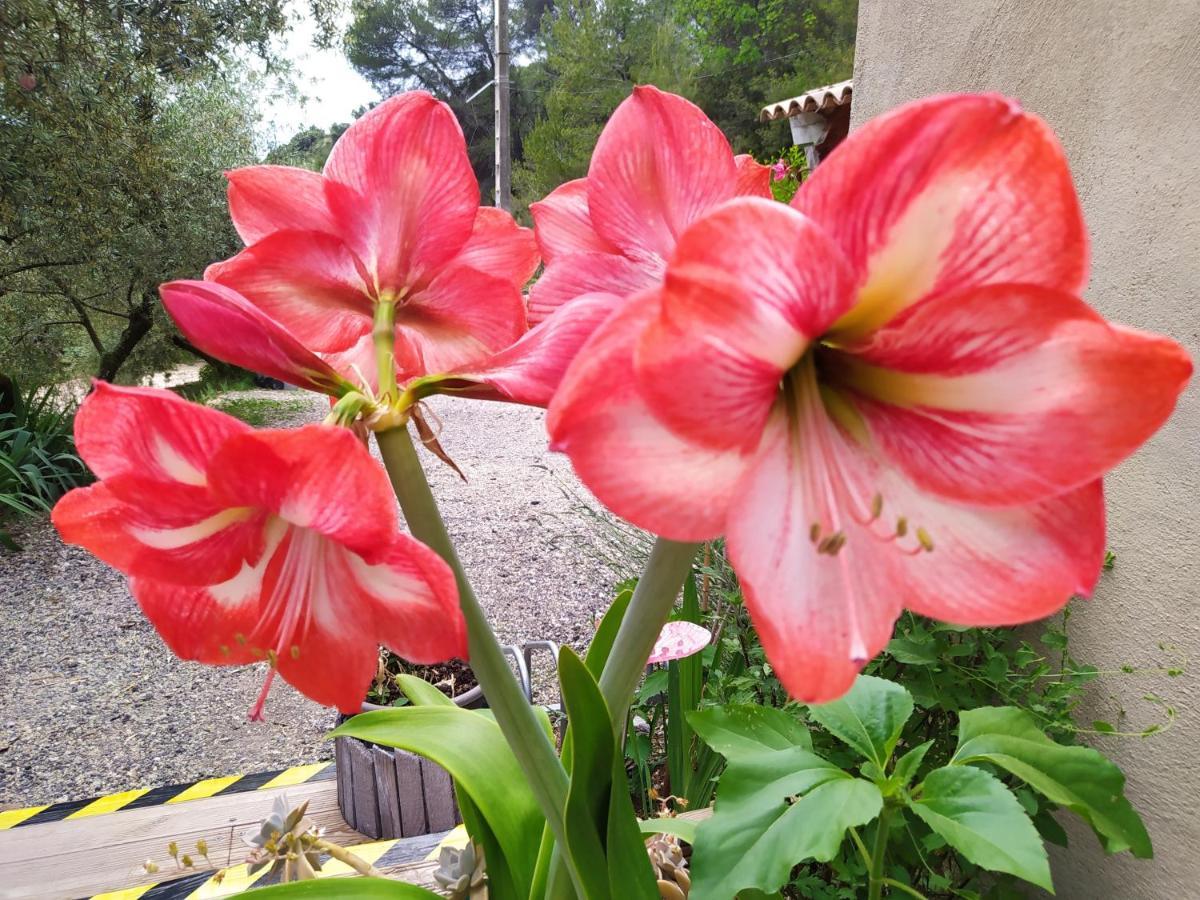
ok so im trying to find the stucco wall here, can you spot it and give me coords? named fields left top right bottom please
left=849, top=1, right=1199, bottom=896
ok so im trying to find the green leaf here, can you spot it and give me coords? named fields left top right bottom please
left=330, top=707, right=541, bottom=894
left=952, top=707, right=1152, bottom=857
left=807, top=675, right=914, bottom=769
left=638, top=816, right=698, bottom=844
left=689, top=704, right=812, bottom=757
left=558, top=646, right=658, bottom=899
left=240, top=877, right=441, bottom=898
left=1034, top=808, right=1070, bottom=848
left=892, top=740, right=933, bottom=787
left=396, top=673, right=455, bottom=707
left=586, top=586, right=633, bottom=676
left=909, top=766, right=1052, bottom=892
left=667, top=574, right=704, bottom=799
left=690, top=747, right=882, bottom=898
left=886, top=637, right=939, bottom=665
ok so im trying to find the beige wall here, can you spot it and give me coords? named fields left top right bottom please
left=851, top=1, right=1200, bottom=897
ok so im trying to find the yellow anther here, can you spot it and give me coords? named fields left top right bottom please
left=167, top=841, right=178, bottom=860
left=916, top=527, right=934, bottom=552
left=266, top=648, right=278, bottom=668
left=809, top=522, right=821, bottom=543
left=219, top=644, right=230, bottom=657
left=181, top=855, right=194, bottom=868
left=871, top=493, right=884, bottom=520
left=234, top=633, right=247, bottom=646
left=817, top=531, right=846, bottom=555
left=895, top=517, right=908, bottom=538
left=290, top=645, right=301, bottom=660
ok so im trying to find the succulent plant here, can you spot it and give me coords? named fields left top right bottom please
left=432, top=842, right=488, bottom=899
left=645, top=832, right=690, bottom=899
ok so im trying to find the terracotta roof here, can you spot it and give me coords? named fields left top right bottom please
left=760, top=79, right=853, bottom=122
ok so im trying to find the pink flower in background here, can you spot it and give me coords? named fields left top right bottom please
left=770, top=160, right=789, bottom=181
left=549, top=93, right=1192, bottom=702
left=647, top=621, right=712, bottom=665
left=53, top=384, right=465, bottom=715
left=204, top=92, right=538, bottom=389
left=528, top=86, right=771, bottom=324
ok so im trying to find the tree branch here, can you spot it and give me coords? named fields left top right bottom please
left=0, top=258, right=88, bottom=280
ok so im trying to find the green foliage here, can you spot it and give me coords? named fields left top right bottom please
left=0, top=376, right=89, bottom=546
left=211, top=395, right=309, bottom=428
left=1, top=0, right=331, bottom=386
left=330, top=706, right=544, bottom=899
left=691, top=676, right=1151, bottom=899
left=513, top=0, right=699, bottom=208
left=241, top=878, right=442, bottom=898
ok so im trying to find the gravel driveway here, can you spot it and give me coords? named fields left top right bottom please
left=0, top=390, right=625, bottom=807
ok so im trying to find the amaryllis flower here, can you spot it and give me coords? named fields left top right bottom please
left=548, top=94, right=1192, bottom=702
left=528, top=86, right=771, bottom=324
left=204, top=91, right=539, bottom=388
left=770, top=160, right=789, bottom=181
left=161, top=279, right=622, bottom=410
left=52, top=383, right=465, bottom=715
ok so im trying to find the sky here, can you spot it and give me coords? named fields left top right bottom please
left=257, top=3, right=381, bottom=146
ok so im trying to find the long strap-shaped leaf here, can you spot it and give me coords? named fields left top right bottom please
left=241, top=877, right=442, bottom=898
left=331, top=707, right=543, bottom=895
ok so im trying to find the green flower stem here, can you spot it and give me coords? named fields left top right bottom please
left=598, top=538, right=700, bottom=731
left=373, top=299, right=398, bottom=402
left=374, top=424, right=580, bottom=892
left=867, top=805, right=895, bottom=900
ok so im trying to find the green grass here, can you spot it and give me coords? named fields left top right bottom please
left=211, top=395, right=309, bottom=427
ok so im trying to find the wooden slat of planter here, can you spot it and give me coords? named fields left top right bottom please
left=421, top=758, right=457, bottom=833
left=0, top=779, right=361, bottom=900
left=373, top=746, right=403, bottom=838
left=335, top=737, right=355, bottom=828
left=347, top=738, right=381, bottom=838
left=394, top=750, right=427, bottom=838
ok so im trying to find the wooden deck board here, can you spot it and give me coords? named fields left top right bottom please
left=0, top=779, right=362, bottom=900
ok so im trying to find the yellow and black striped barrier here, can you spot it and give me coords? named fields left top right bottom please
left=0, top=762, right=335, bottom=832
left=86, top=825, right=467, bottom=900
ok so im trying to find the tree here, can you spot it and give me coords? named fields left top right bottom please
left=0, top=0, right=337, bottom=385
left=681, top=0, right=856, bottom=156
left=513, top=0, right=698, bottom=207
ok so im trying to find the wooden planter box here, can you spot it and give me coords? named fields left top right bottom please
left=336, top=642, right=557, bottom=840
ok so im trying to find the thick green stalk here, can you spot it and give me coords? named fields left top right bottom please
left=373, top=300, right=398, bottom=402
left=598, top=538, right=700, bottom=731
left=867, top=805, right=895, bottom=900
left=374, top=425, right=579, bottom=892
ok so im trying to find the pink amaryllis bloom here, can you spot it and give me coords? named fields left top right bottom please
left=161, top=279, right=623, bottom=410
left=548, top=93, right=1192, bottom=703
left=52, top=383, right=466, bottom=716
left=528, top=86, right=771, bottom=324
left=770, top=160, right=789, bottom=181
left=204, top=91, right=539, bottom=389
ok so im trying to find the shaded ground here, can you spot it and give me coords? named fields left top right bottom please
left=0, top=390, right=623, bottom=806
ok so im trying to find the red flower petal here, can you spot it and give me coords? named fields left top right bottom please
left=548, top=291, right=750, bottom=541
left=527, top=250, right=656, bottom=325
left=529, top=178, right=618, bottom=264
left=733, top=154, right=772, bottom=197
left=635, top=198, right=856, bottom=452
left=587, top=86, right=737, bottom=265
left=206, top=425, right=399, bottom=556
left=161, top=280, right=350, bottom=395
left=74, top=382, right=248, bottom=483
left=323, top=92, right=479, bottom=292
left=225, top=165, right=339, bottom=246
left=206, top=230, right=373, bottom=352
left=794, top=93, right=1089, bottom=341
left=396, top=263, right=528, bottom=379
left=831, top=284, right=1192, bottom=504
left=457, top=206, right=540, bottom=288
left=726, top=404, right=904, bottom=703
left=443, top=291, right=624, bottom=407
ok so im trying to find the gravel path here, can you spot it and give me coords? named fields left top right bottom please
left=0, top=390, right=626, bottom=807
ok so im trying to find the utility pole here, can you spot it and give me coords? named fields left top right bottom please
left=493, top=0, right=511, bottom=211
